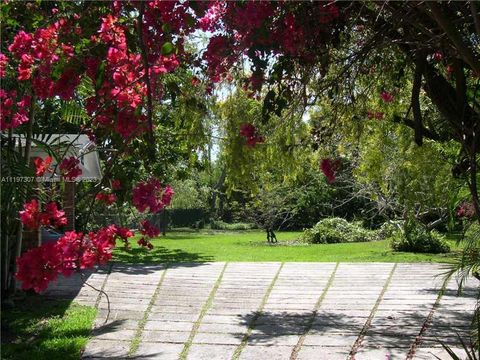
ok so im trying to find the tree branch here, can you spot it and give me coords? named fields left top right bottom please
left=411, top=53, right=427, bottom=146
left=392, top=115, right=442, bottom=142
left=428, top=3, right=480, bottom=75
left=423, top=63, right=473, bottom=137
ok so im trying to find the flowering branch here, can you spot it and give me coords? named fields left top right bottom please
left=137, top=2, right=155, bottom=146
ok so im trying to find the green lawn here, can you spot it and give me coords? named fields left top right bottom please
left=1, top=295, right=96, bottom=360
left=112, top=230, right=459, bottom=263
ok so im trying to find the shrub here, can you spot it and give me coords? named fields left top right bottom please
left=376, top=221, right=403, bottom=240
left=209, top=220, right=256, bottom=230
left=390, top=220, right=450, bottom=253
left=300, top=217, right=376, bottom=244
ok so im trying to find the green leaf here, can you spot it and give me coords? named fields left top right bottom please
left=162, top=23, right=171, bottom=34
left=161, top=42, right=174, bottom=56
left=95, top=61, right=106, bottom=90
left=61, top=101, right=89, bottom=126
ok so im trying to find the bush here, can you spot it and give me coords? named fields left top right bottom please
left=300, top=217, right=376, bottom=244
left=390, top=220, right=450, bottom=253
left=376, top=221, right=403, bottom=240
left=209, top=220, right=256, bottom=231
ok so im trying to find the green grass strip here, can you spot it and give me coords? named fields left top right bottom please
left=179, top=262, right=229, bottom=360
left=347, top=263, right=398, bottom=359
left=406, top=277, right=448, bottom=359
left=231, top=262, right=285, bottom=360
left=290, top=262, right=339, bottom=360
left=128, top=265, right=169, bottom=356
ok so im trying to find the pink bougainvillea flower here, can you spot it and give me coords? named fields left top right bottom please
left=320, top=158, right=341, bottom=183
left=191, top=76, right=200, bottom=86
left=446, top=65, right=454, bottom=78
left=16, top=223, right=138, bottom=292
left=95, top=192, right=117, bottom=205
left=456, top=201, right=475, bottom=218
left=32, top=76, right=54, bottom=100
left=0, top=53, right=8, bottom=78
left=246, top=135, right=265, bottom=147
left=380, top=90, right=394, bottom=103
left=55, top=231, right=83, bottom=276
left=33, top=156, right=53, bottom=176
left=132, top=179, right=174, bottom=213
left=140, top=220, right=161, bottom=238
left=17, top=95, right=31, bottom=108
left=59, top=156, right=82, bottom=180
left=15, top=242, right=60, bottom=293
left=239, top=123, right=265, bottom=147
left=111, top=179, right=121, bottom=190
left=198, top=1, right=225, bottom=32
left=20, top=199, right=67, bottom=229
left=19, top=199, right=41, bottom=229
left=137, top=237, right=154, bottom=250
left=53, top=68, right=81, bottom=100
left=367, top=111, right=384, bottom=120
left=8, top=31, right=33, bottom=57
left=161, top=185, right=174, bottom=207
left=151, top=54, right=180, bottom=75
left=107, top=193, right=117, bottom=204
left=40, top=202, right=67, bottom=228
left=115, top=226, right=134, bottom=240
left=432, top=51, right=443, bottom=62
left=11, top=110, right=29, bottom=127
left=240, top=123, right=256, bottom=138
left=1, top=92, right=31, bottom=130
left=17, top=54, right=34, bottom=80
left=87, top=225, right=117, bottom=266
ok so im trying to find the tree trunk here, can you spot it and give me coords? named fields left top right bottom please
left=11, top=97, right=35, bottom=296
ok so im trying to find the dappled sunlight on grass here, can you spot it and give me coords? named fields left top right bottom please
left=1, top=295, right=96, bottom=360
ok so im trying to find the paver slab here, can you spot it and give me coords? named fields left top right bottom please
left=42, top=263, right=474, bottom=360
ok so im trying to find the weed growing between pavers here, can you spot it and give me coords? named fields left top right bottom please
left=291, top=263, right=339, bottom=359
left=347, top=264, right=397, bottom=359
left=179, top=262, right=229, bottom=359
left=128, top=265, right=169, bottom=356
left=231, top=263, right=285, bottom=359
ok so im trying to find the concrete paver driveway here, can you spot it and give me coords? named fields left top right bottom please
left=45, top=263, right=477, bottom=360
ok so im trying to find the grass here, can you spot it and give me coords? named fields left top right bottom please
left=112, top=230, right=460, bottom=264
left=1, top=294, right=97, bottom=360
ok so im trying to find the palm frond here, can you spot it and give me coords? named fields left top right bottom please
left=61, top=100, right=89, bottom=125
left=436, top=333, right=478, bottom=360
